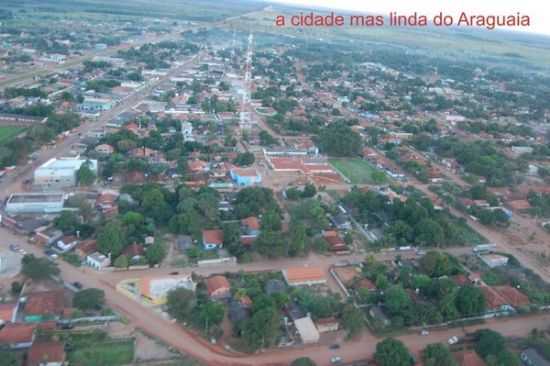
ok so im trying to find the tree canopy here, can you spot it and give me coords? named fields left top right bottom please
left=21, top=254, right=59, bottom=280
left=374, top=338, right=414, bottom=366
left=317, top=123, right=362, bottom=157
left=73, top=288, right=105, bottom=311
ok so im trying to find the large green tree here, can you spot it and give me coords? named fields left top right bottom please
left=54, top=211, right=80, bottom=234
left=341, top=303, right=364, bottom=338
left=317, top=123, right=362, bottom=157
left=145, top=242, right=166, bottom=266
left=21, top=254, right=59, bottom=280
left=73, top=288, right=105, bottom=311
left=97, top=220, right=126, bottom=257
left=475, top=329, right=519, bottom=366
left=384, top=285, right=412, bottom=316
left=422, top=343, right=457, bottom=366
left=290, top=357, right=316, bottom=366
left=455, top=286, right=486, bottom=317
left=166, top=288, right=196, bottom=323
left=374, top=338, right=414, bottom=366
left=76, top=161, right=96, bottom=186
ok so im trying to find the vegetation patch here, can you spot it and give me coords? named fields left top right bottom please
left=0, top=126, right=25, bottom=144
left=330, top=158, right=388, bottom=184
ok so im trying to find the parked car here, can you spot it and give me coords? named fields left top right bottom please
left=329, top=344, right=340, bottom=350
left=72, top=282, right=83, bottom=290
left=448, top=336, right=459, bottom=345
left=9, top=244, right=20, bottom=252
left=421, top=329, right=430, bottom=336
left=330, top=356, right=342, bottom=364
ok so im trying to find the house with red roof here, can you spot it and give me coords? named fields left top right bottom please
left=23, top=290, right=65, bottom=323
left=206, top=275, right=231, bottom=300
left=323, top=230, right=348, bottom=253
left=494, top=286, right=529, bottom=308
left=241, top=216, right=260, bottom=236
left=202, top=229, right=223, bottom=250
left=26, top=340, right=66, bottom=366
left=123, top=243, right=145, bottom=262
left=0, top=303, right=17, bottom=323
left=0, top=323, right=35, bottom=349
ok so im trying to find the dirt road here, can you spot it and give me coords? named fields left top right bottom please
left=2, top=227, right=547, bottom=366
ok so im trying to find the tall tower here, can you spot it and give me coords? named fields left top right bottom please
left=239, top=32, right=254, bottom=131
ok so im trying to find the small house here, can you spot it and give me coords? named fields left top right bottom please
left=206, top=275, right=231, bottom=300
left=0, top=323, right=35, bottom=349
left=26, top=340, right=66, bottom=366
left=283, top=267, right=326, bottom=287
left=230, top=168, right=262, bottom=186
left=315, top=317, right=339, bottom=333
left=86, top=252, right=111, bottom=271
left=202, top=229, right=223, bottom=250
left=23, top=290, right=65, bottom=323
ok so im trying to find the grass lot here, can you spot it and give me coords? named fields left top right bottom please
left=69, top=340, right=134, bottom=366
left=62, top=330, right=134, bottom=366
left=0, top=126, right=25, bottom=144
left=330, top=158, right=388, bottom=185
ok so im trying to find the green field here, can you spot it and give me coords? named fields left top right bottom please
left=0, top=126, right=25, bottom=144
left=330, top=158, right=388, bottom=185
left=68, top=340, right=134, bottom=366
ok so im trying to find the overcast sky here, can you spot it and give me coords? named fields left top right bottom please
left=269, top=0, right=548, bottom=36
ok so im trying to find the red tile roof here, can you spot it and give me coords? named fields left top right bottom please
left=284, top=267, right=325, bottom=283
left=231, top=167, right=260, bottom=177
left=206, top=275, right=230, bottom=296
left=494, top=286, right=529, bottom=307
left=241, top=216, right=260, bottom=230
left=323, top=230, right=346, bottom=251
left=481, top=286, right=507, bottom=310
left=356, top=278, right=376, bottom=290
left=202, top=229, right=223, bottom=245
left=24, top=290, right=65, bottom=317
left=0, top=303, right=16, bottom=322
left=123, top=243, right=145, bottom=257
left=452, top=274, right=469, bottom=286
left=27, top=340, right=65, bottom=366
left=507, top=199, right=531, bottom=211
left=77, top=239, right=97, bottom=256
left=0, top=323, right=35, bottom=344
left=333, top=266, right=360, bottom=286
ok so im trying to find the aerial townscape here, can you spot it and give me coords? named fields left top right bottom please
left=1, top=1, right=550, bottom=366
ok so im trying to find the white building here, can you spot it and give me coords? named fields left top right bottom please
left=480, top=254, right=509, bottom=268
left=181, top=121, right=194, bottom=142
left=294, top=316, right=320, bottom=344
left=4, top=193, right=66, bottom=214
left=34, top=157, right=98, bottom=189
left=86, top=252, right=110, bottom=271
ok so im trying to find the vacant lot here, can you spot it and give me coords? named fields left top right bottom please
left=330, top=158, right=388, bottom=184
left=69, top=340, right=134, bottom=366
left=63, top=331, right=134, bottom=366
left=0, top=126, right=24, bottom=144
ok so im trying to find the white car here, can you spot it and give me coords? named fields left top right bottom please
left=448, top=336, right=459, bottom=345
left=421, top=330, right=430, bottom=336
left=330, top=356, right=342, bottom=364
